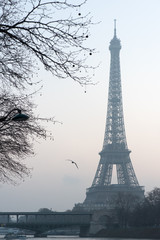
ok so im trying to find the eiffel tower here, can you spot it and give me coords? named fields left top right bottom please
left=77, top=21, right=144, bottom=211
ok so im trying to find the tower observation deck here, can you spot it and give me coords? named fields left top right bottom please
left=76, top=21, right=144, bottom=212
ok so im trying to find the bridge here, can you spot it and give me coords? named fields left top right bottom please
left=0, top=212, right=93, bottom=236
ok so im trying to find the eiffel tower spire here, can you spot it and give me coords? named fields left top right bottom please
left=79, top=21, right=144, bottom=211
left=114, top=19, right=117, bottom=37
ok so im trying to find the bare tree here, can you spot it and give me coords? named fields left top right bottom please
left=0, top=0, right=94, bottom=183
left=0, top=91, right=56, bottom=184
left=114, top=192, right=139, bottom=228
left=130, top=188, right=160, bottom=227
left=0, top=0, right=94, bottom=91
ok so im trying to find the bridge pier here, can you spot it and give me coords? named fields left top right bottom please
left=80, top=210, right=114, bottom=236
left=79, top=221, right=105, bottom=237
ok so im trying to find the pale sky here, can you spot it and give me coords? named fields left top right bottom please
left=0, top=0, right=160, bottom=212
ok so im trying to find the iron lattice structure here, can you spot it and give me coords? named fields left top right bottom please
left=80, top=21, right=144, bottom=211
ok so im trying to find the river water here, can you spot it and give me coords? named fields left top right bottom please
left=20, top=236, right=156, bottom=240
left=0, top=234, right=156, bottom=240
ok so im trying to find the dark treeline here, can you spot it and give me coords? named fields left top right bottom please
left=94, top=188, right=160, bottom=238
left=130, top=187, right=160, bottom=227
left=115, top=187, right=160, bottom=228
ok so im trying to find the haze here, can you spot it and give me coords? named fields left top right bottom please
left=0, top=0, right=160, bottom=212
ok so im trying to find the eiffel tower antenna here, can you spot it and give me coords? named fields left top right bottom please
left=78, top=20, right=145, bottom=211
left=114, top=19, right=117, bottom=37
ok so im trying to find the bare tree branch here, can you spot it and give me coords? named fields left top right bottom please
left=0, top=0, right=95, bottom=183
left=0, top=0, right=95, bottom=90
left=0, top=92, right=56, bottom=184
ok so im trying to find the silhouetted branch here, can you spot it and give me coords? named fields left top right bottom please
left=0, top=0, right=95, bottom=90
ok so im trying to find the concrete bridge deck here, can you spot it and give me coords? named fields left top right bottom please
left=0, top=212, right=92, bottom=225
left=0, top=211, right=109, bottom=237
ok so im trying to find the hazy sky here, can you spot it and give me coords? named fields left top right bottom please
left=1, top=0, right=160, bottom=212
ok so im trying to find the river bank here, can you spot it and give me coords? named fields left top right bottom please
left=94, top=227, right=160, bottom=239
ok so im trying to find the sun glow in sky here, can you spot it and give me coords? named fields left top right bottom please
left=0, top=0, right=160, bottom=212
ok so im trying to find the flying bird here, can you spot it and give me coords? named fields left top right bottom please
left=66, top=159, right=79, bottom=169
